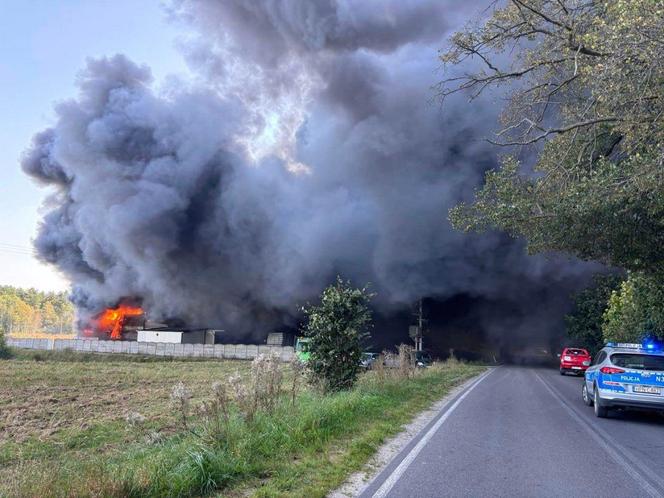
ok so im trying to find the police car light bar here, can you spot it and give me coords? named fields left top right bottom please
left=605, top=341, right=663, bottom=351
left=605, top=342, right=642, bottom=349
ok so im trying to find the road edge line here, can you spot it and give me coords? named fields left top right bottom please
left=370, top=368, right=494, bottom=498
left=534, top=372, right=663, bottom=498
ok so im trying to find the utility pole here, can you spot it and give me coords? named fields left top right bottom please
left=410, top=298, right=426, bottom=351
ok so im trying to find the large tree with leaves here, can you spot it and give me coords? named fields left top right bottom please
left=565, top=274, right=622, bottom=353
left=603, top=272, right=664, bottom=342
left=442, top=0, right=663, bottom=275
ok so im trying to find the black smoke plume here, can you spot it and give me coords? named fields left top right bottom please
left=22, top=0, right=597, bottom=342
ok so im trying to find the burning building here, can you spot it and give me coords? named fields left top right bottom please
left=22, top=0, right=597, bottom=348
left=82, top=300, right=218, bottom=344
left=83, top=303, right=145, bottom=340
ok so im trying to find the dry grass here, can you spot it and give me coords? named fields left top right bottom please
left=0, top=354, right=250, bottom=492
left=1, top=357, right=250, bottom=443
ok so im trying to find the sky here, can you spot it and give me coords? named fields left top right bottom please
left=0, top=0, right=189, bottom=292
left=9, top=0, right=597, bottom=344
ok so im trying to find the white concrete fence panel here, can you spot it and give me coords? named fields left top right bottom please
left=6, top=337, right=294, bottom=362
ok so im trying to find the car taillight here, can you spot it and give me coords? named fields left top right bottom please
left=600, top=366, right=625, bottom=374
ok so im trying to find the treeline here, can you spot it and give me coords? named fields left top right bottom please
left=566, top=273, right=664, bottom=353
left=0, top=285, right=75, bottom=335
left=441, top=1, right=663, bottom=350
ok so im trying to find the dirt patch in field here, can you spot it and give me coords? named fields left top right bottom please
left=0, top=358, right=249, bottom=445
left=2, top=384, right=154, bottom=443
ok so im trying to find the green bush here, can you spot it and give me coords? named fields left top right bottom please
left=302, top=277, right=374, bottom=392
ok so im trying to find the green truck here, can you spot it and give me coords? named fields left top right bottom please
left=295, top=337, right=311, bottom=362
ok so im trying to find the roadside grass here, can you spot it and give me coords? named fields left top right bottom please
left=2, top=351, right=484, bottom=498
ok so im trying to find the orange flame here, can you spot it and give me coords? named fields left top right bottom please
left=96, top=305, right=144, bottom=340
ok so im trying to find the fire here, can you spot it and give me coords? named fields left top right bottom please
left=96, top=305, right=144, bottom=340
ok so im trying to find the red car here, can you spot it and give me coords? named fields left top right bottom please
left=559, top=348, right=591, bottom=375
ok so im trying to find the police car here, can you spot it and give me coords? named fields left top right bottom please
left=582, top=341, right=664, bottom=418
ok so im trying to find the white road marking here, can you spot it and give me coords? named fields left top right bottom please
left=371, top=368, right=494, bottom=498
left=535, top=372, right=664, bottom=498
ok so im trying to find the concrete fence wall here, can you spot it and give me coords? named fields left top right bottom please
left=6, top=337, right=294, bottom=362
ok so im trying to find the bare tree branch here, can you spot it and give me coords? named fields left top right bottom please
left=487, top=117, right=620, bottom=146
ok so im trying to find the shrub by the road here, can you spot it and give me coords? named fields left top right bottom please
left=302, top=276, right=374, bottom=392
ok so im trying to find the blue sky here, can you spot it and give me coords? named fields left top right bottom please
left=0, top=0, right=189, bottom=291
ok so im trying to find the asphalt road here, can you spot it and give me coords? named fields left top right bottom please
left=359, top=366, right=664, bottom=498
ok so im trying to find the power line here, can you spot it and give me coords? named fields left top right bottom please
left=0, top=242, right=34, bottom=247
left=0, top=246, right=36, bottom=254
left=0, top=242, right=38, bottom=257
left=0, top=241, right=34, bottom=249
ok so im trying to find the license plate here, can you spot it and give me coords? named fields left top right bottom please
left=571, top=366, right=581, bottom=370
left=633, top=385, right=661, bottom=395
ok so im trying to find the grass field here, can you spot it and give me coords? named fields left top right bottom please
left=1, top=349, right=484, bottom=497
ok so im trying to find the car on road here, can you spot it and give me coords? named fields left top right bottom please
left=559, top=347, right=591, bottom=375
left=415, top=350, right=432, bottom=367
left=360, top=352, right=379, bottom=369
left=582, top=341, right=664, bottom=418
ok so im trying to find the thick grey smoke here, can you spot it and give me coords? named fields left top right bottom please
left=23, top=0, right=596, bottom=338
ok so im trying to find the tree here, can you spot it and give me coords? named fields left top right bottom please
left=41, top=302, right=59, bottom=332
left=52, top=296, right=75, bottom=334
left=8, top=297, right=39, bottom=334
left=441, top=0, right=664, bottom=275
left=0, top=315, right=9, bottom=359
left=0, top=333, right=8, bottom=359
left=301, top=277, right=374, bottom=391
left=565, top=274, right=622, bottom=353
left=603, top=273, right=664, bottom=343
left=0, top=295, right=12, bottom=335
left=0, top=286, right=75, bottom=335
